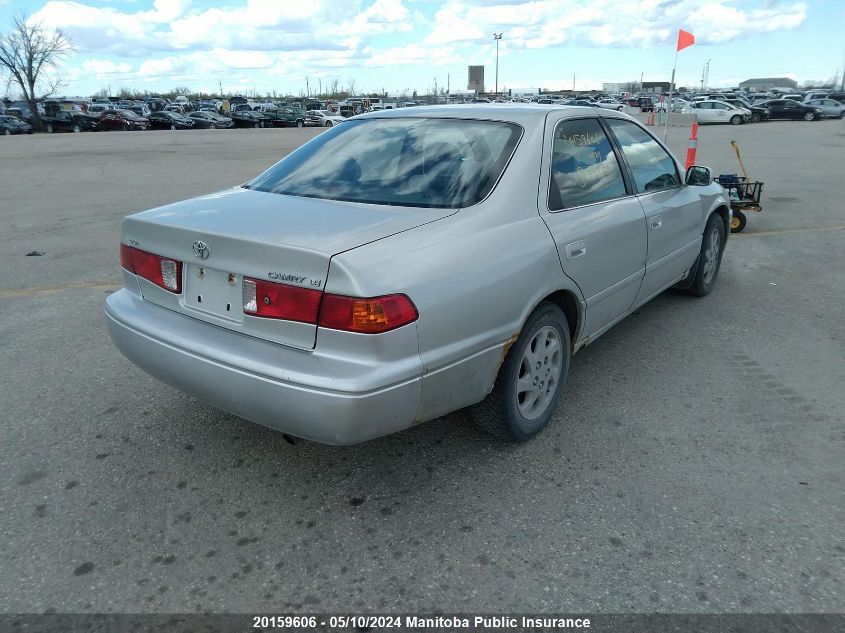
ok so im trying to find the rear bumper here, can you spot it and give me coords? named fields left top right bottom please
left=105, top=289, right=423, bottom=445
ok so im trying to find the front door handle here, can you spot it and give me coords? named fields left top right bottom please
left=649, top=215, right=663, bottom=230
left=565, top=240, right=586, bottom=259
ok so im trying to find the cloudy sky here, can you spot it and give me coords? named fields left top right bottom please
left=1, top=0, right=842, bottom=97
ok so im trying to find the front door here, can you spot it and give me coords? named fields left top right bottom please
left=603, top=118, right=703, bottom=304
left=538, top=115, right=647, bottom=338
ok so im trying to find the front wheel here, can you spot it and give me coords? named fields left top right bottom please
left=4, top=128, right=10, bottom=136
left=296, top=120, right=303, bottom=128
left=687, top=214, right=726, bottom=297
left=803, top=112, right=815, bottom=121
left=72, top=125, right=81, bottom=133
left=730, top=115, right=742, bottom=125
left=751, top=112, right=761, bottom=123
left=469, top=302, right=570, bottom=441
left=209, top=123, right=216, bottom=129
left=170, top=124, right=176, bottom=130
left=730, top=210, right=747, bottom=233
left=46, top=124, right=54, bottom=133
left=325, top=121, right=333, bottom=127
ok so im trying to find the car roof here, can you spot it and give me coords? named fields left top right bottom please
left=356, top=103, right=633, bottom=126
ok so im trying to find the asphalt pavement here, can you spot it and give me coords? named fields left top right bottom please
left=0, top=119, right=843, bottom=614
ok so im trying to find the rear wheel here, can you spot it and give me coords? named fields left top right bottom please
left=730, top=115, right=742, bottom=125
left=122, top=123, right=129, bottom=131
left=751, top=112, right=761, bottom=123
left=803, top=112, right=815, bottom=121
left=209, top=123, right=216, bottom=129
left=254, top=122, right=260, bottom=128
left=46, top=124, right=54, bottom=133
left=469, top=302, right=570, bottom=441
left=4, top=128, right=10, bottom=136
left=730, top=210, right=747, bottom=233
left=170, top=124, right=176, bottom=130
left=326, top=121, right=333, bottom=127
left=72, top=124, right=82, bottom=133
left=296, top=119, right=304, bottom=128
left=687, top=214, right=726, bottom=297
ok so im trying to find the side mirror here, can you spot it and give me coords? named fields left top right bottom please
left=685, top=165, right=712, bottom=186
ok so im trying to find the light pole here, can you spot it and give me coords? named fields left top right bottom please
left=493, top=32, right=503, bottom=97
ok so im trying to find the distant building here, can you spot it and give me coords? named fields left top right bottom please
left=603, top=83, right=624, bottom=93
left=467, top=66, right=485, bottom=93
left=739, top=77, right=798, bottom=91
left=642, top=81, right=671, bottom=94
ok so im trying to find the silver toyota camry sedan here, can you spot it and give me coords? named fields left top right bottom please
left=106, top=105, right=730, bottom=444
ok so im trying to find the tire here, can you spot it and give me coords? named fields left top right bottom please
left=72, top=125, right=81, bottom=133
left=46, top=124, right=54, bottom=133
left=122, top=124, right=129, bottom=131
left=254, top=122, right=260, bottom=128
left=469, top=302, right=571, bottom=441
left=326, top=121, right=333, bottom=127
left=687, top=214, right=726, bottom=297
left=803, top=112, right=815, bottom=121
left=209, top=123, right=216, bottom=129
left=4, top=128, right=10, bottom=136
left=296, top=120, right=304, bottom=128
left=730, top=115, right=742, bottom=125
left=730, top=209, right=747, bottom=233
left=617, top=106, right=623, bottom=111
left=170, top=124, right=176, bottom=130
left=751, top=113, right=761, bottom=123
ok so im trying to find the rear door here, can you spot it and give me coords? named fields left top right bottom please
left=710, top=101, right=732, bottom=123
left=768, top=100, right=788, bottom=118
left=604, top=118, right=703, bottom=304
left=693, top=102, right=716, bottom=123
left=538, top=114, right=647, bottom=338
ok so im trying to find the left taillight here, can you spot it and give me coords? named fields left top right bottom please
left=120, top=244, right=182, bottom=293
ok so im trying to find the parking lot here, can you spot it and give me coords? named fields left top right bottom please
left=1, top=119, right=843, bottom=614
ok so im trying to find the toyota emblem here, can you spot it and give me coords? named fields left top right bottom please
left=192, top=240, right=210, bottom=259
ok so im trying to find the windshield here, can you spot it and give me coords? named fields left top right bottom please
left=249, top=117, right=522, bottom=208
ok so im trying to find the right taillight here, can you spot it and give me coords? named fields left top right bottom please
left=120, top=244, right=182, bottom=293
left=318, top=293, right=418, bottom=334
left=241, top=277, right=418, bottom=334
left=241, top=277, right=322, bottom=323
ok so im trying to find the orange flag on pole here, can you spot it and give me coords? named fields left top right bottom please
left=677, top=29, right=695, bottom=51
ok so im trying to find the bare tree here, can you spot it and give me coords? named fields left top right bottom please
left=0, top=15, right=72, bottom=130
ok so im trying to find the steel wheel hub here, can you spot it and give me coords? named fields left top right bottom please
left=702, top=226, right=720, bottom=284
left=516, top=325, right=563, bottom=420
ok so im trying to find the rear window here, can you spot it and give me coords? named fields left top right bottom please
left=249, top=118, right=522, bottom=208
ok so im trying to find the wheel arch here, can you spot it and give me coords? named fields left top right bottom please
left=711, top=204, right=731, bottom=240
left=538, top=289, right=581, bottom=352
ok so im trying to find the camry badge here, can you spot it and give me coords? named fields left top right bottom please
left=192, top=240, right=210, bottom=259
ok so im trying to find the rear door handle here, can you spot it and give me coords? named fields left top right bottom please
left=565, top=241, right=586, bottom=259
left=649, top=215, right=662, bottom=230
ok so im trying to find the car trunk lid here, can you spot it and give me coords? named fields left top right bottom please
left=122, top=187, right=454, bottom=349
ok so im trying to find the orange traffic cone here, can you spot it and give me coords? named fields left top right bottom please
left=684, top=121, right=699, bottom=169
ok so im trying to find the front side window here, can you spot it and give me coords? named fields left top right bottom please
left=249, top=118, right=522, bottom=208
left=605, top=119, right=680, bottom=193
left=548, top=118, right=626, bottom=210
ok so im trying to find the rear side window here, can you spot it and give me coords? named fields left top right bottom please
left=249, top=118, right=522, bottom=208
left=548, top=118, right=626, bottom=210
left=605, top=119, right=680, bottom=193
